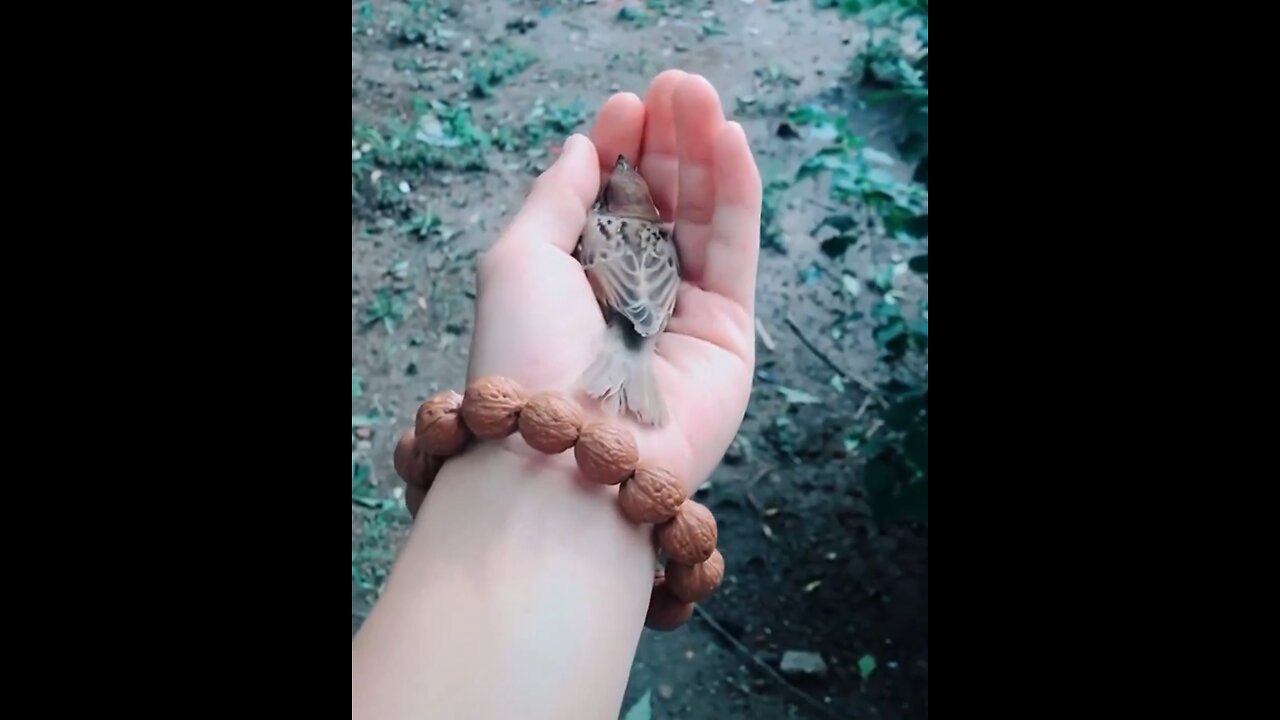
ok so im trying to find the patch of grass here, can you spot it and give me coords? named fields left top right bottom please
left=400, top=211, right=461, bottom=243
left=761, top=178, right=792, bottom=254
left=468, top=43, right=538, bottom=98
left=363, top=287, right=408, bottom=333
left=616, top=6, right=652, bottom=27
left=352, top=100, right=491, bottom=217
left=352, top=459, right=408, bottom=596
left=391, top=0, right=457, bottom=50
left=486, top=99, right=589, bottom=172
left=362, top=259, right=418, bottom=334
left=352, top=1, right=375, bottom=34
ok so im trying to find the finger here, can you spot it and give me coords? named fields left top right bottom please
left=638, top=70, right=687, bottom=221
left=701, top=122, right=762, bottom=313
left=590, top=92, right=645, bottom=180
left=498, top=133, right=601, bottom=254
left=673, top=74, right=727, bottom=283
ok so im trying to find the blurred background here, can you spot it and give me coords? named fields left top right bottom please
left=352, top=1, right=927, bottom=718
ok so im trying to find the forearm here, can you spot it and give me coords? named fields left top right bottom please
left=351, top=440, right=656, bottom=720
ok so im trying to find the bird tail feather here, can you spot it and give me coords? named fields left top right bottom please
left=578, top=324, right=666, bottom=426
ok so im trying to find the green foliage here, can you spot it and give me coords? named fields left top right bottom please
left=621, top=690, right=653, bottom=720
left=858, top=653, right=879, bottom=680
left=811, top=0, right=928, bottom=525
left=792, top=108, right=927, bottom=242
left=760, top=178, right=792, bottom=254
left=400, top=211, right=461, bottom=243
left=468, top=43, right=538, bottom=98
left=363, top=287, right=408, bottom=333
left=352, top=100, right=492, bottom=217
left=390, top=0, right=456, bottom=50
left=616, top=6, right=651, bottom=26
left=352, top=399, right=406, bottom=600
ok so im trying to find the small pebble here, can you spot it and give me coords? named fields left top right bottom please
left=780, top=651, right=829, bottom=679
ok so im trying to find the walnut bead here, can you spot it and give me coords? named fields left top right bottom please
left=665, top=550, right=725, bottom=603
left=619, top=465, right=687, bottom=524
left=657, top=501, right=718, bottom=565
left=415, top=390, right=470, bottom=456
left=518, top=392, right=584, bottom=454
left=574, top=423, right=639, bottom=485
left=393, top=430, right=423, bottom=484
left=645, top=579, right=695, bottom=631
left=461, top=376, right=528, bottom=440
left=394, top=431, right=442, bottom=489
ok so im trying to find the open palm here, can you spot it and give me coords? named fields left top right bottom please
left=468, top=71, right=762, bottom=491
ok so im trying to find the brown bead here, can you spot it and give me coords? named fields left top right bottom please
left=665, top=550, right=725, bottom=604
left=574, top=423, right=639, bottom=485
left=518, top=392, right=584, bottom=454
left=619, top=465, right=687, bottom=524
left=645, top=579, right=695, bottom=631
left=415, top=390, right=470, bottom=456
left=461, top=376, right=529, bottom=440
left=657, top=501, right=718, bottom=565
left=405, top=483, right=427, bottom=519
left=394, top=431, right=442, bottom=489
left=393, top=430, right=423, bottom=484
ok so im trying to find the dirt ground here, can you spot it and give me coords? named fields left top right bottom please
left=352, top=1, right=928, bottom=718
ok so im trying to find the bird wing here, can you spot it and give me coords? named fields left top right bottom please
left=580, top=215, right=680, bottom=338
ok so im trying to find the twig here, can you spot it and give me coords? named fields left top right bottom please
left=853, top=396, right=875, bottom=421
left=805, top=198, right=842, bottom=214
left=692, top=606, right=842, bottom=720
left=747, top=465, right=776, bottom=490
left=756, top=317, right=778, bottom=352
left=784, top=315, right=883, bottom=402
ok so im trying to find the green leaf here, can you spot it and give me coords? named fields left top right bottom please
left=820, top=235, right=856, bottom=259
left=842, top=272, right=862, bottom=298
left=875, top=320, right=907, bottom=348
left=621, top=690, right=652, bottom=720
left=904, top=214, right=929, bottom=239
left=904, top=429, right=928, bottom=473
left=815, top=214, right=858, bottom=235
left=858, top=654, right=878, bottom=680
left=352, top=367, right=363, bottom=401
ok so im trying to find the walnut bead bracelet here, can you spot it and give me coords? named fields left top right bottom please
left=391, top=375, right=726, bottom=631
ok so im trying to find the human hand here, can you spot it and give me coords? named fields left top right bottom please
left=466, top=70, right=763, bottom=492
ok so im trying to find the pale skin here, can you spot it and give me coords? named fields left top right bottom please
left=351, top=71, right=764, bottom=720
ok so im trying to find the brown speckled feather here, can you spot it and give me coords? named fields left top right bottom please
left=574, top=155, right=680, bottom=426
left=579, top=214, right=680, bottom=338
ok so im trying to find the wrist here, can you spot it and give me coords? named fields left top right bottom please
left=399, top=379, right=725, bottom=627
left=393, top=438, right=655, bottom=590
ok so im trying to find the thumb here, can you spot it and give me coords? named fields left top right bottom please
left=499, top=133, right=601, bottom=254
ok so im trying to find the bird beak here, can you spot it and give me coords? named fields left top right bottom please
left=615, top=155, right=632, bottom=172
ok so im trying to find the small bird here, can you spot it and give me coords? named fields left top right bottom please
left=575, top=155, right=681, bottom=426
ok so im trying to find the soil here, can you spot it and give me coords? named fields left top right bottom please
left=352, top=1, right=928, bottom=718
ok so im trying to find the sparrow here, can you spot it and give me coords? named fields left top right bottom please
left=574, top=155, right=681, bottom=426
